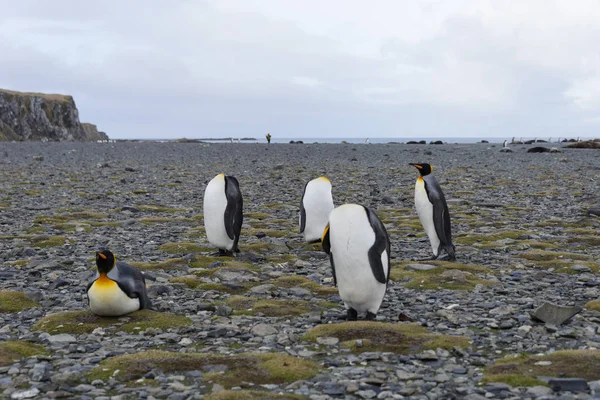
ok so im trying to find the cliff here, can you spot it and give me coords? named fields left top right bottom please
left=0, top=88, right=109, bottom=142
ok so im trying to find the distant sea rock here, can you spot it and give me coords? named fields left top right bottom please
left=0, top=88, right=108, bottom=142
left=565, top=139, right=600, bottom=149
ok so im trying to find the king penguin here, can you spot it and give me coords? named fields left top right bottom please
left=409, top=163, right=456, bottom=261
left=299, top=176, right=334, bottom=243
left=203, top=173, right=243, bottom=256
left=87, top=249, right=151, bottom=317
left=322, top=204, right=390, bottom=321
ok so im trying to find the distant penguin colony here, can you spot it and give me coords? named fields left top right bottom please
left=203, top=173, right=244, bottom=256
left=322, top=204, right=390, bottom=321
left=87, top=250, right=151, bottom=316
left=410, top=163, right=456, bottom=261
left=299, top=176, right=334, bottom=243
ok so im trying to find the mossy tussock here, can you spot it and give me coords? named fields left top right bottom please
left=30, top=235, right=67, bottom=248
left=34, top=212, right=108, bottom=224
left=0, top=341, right=47, bottom=366
left=139, top=217, right=196, bottom=225
left=454, top=230, right=532, bottom=246
left=390, top=260, right=494, bottom=291
left=519, top=250, right=591, bottom=262
left=304, top=322, right=469, bottom=354
left=87, top=350, right=321, bottom=387
left=484, top=350, right=600, bottom=387
left=0, top=290, right=40, bottom=312
left=33, top=310, right=192, bottom=334
left=585, top=300, right=600, bottom=312
left=225, top=295, right=330, bottom=317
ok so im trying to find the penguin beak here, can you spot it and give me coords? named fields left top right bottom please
left=409, top=163, right=422, bottom=169
left=97, top=252, right=107, bottom=260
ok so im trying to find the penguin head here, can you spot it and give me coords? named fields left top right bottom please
left=409, top=163, right=433, bottom=176
left=96, top=249, right=116, bottom=274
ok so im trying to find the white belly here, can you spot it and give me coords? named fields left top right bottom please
left=415, top=179, right=440, bottom=256
left=88, top=277, right=140, bottom=317
left=204, top=174, right=234, bottom=250
left=329, top=205, right=388, bottom=314
left=302, top=178, right=334, bottom=242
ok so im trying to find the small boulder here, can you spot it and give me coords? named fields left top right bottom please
left=530, top=302, right=582, bottom=325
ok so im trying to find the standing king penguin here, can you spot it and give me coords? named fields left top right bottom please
left=203, top=173, right=243, bottom=256
left=322, top=204, right=390, bottom=321
left=299, top=176, right=334, bottom=243
left=87, top=249, right=151, bottom=316
left=409, top=163, right=456, bottom=261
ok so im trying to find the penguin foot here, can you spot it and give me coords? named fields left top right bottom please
left=212, top=249, right=234, bottom=257
left=346, top=308, right=358, bottom=321
left=365, top=312, right=377, bottom=321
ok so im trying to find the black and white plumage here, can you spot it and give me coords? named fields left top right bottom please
left=409, top=163, right=455, bottom=261
left=86, top=249, right=151, bottom=317
left=203, top=173, right=243, bottom=256
left=322, top=204, right=390, bottom=321
left=299, top=176, right=334, bottom=243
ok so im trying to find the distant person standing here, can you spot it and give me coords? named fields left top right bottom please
left=266, top=133, right=272, bottom=144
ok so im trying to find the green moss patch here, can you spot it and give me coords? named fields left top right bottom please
left=585, top=300, right=600, bottom=312
left=273, top=276, right=337, bottom=297
left=205, top=390, right=307, bottom=400
left=226, top=296, right=318, bottom=317
left=484, top=350, right=600, bottom=387
left=160, top=242, right=214, bottom=254
left=245, top=212, right=271, bottom=220
left=30, top=235, right=67, bottom=247
left=455, top=230, right=532, bottom=246
left=33, top=310, right=192, bottom=334
left=129, top=258, right=189, bottom=271
left=520, top=250, right=591, bottom=262
left=304, top=322, right=469, bottom=354
left=0, top=291, right=40, bottom=312
left=140, top=217, right=195, bottom=225
left=137, top=205, right=188, bottom=213
left=390, top=261, right=493, bottom=291
left=87, top=351, right=320, bottom=387
left=0, top=341, right=47, bottom=366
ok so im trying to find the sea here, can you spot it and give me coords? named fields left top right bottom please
left=146, top=136, right=586, bottom=145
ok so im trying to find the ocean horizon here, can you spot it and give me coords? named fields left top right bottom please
left=114, top=136, right=592, bottom=144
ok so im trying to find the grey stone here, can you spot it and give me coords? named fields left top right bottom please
left=251, top=324, right=277, bottom=336
left=249, top=284, right=276, bottom=294
left=10, top=387, right=40, bottom=399
left=549, top=377, right=589, bottom=392
left=406, top=264, right=437, bottom=271
left=48, top=333, right=77, bottom=344
left=531, top=302, right=582, bottom=325
left=526, top=386, right=553, bottom=396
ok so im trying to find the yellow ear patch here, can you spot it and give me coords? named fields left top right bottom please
left=317, top=176, right=330, bottom=183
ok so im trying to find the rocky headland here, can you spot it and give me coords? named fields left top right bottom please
left=0, top=89, right=108, bottom=142
left=0, top=141, right=599, bottom=399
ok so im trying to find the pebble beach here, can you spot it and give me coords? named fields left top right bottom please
left=1, top=141, right=600, bottom=400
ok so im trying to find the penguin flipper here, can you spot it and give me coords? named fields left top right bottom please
left=299, top=181, right=309, bottom=233
left=364, top=206, right=390, bottom=284
left=424, top=178, right=453, bottom=248
left=321, top=226, right=337, bottom=286
left=224, top=176, right=243, bottom=243
left=110, top=262, right=151, bottom=311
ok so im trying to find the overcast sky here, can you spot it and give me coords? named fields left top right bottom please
left=1, top=1, right=599, bottom=139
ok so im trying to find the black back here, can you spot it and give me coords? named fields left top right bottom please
left=423, top=174, right=454, bottom=254
left=363, top=206, right=391, bottom=285
left=299, top=181, right=309, bottom=233
left=224, top=175, right=243, bottom=251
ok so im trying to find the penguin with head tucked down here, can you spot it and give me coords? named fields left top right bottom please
left=203, top=173, right=243, bottom=256
left=409, top=163, right=455, bottom=261
left=299, top=176, right=334, bottom=243
left=87, top=249, right=151, bottom=317
left=322, top=204, right=390, bottom=321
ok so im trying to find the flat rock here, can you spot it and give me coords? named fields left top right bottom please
left=406, top=264, right=437, bottom=271
left=47, top=334, right=77, bottom=344
left=251, top=323, right=277, bottom=336
left=530, top=302, right=582, bottom=325
left=548, top=377, right=589, bottom=392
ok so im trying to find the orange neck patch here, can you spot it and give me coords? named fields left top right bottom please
left=95, top=273, right=116, bottom=287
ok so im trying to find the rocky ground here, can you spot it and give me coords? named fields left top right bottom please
left=0, top=141, right=599, bottom=400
